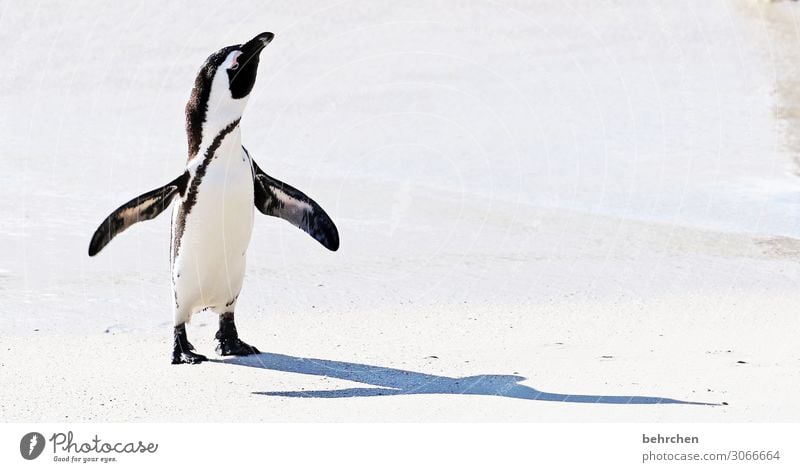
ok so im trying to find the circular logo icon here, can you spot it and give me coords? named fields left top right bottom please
left=20, top=432, right=45, bottom=460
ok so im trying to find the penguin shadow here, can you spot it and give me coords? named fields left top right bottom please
left=211, top=353, right=715, bottom=405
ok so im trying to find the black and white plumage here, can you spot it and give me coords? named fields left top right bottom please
left=251, top=155, right=339, bottom=251
left=88, top=32, right=339, bottom=364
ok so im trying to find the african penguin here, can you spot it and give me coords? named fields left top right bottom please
left=88, top=32, right=339, bottom=364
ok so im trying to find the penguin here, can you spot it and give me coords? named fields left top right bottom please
left=88, top=32, right=339, bottom=364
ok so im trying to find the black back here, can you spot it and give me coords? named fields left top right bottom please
left=185, top=45, right=239, bottom=158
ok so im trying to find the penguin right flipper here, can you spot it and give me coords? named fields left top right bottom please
left=252, top=160, right=340, bottom=251
left=88, top=172, right=190, bottom=256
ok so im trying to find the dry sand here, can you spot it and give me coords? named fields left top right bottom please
left=1, top=0, right=799, bottom=421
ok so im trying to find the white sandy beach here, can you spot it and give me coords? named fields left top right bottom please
left=1, top=0, right=799, bottom=421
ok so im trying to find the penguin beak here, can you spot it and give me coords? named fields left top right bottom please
left=255, top=32, right=274, bottom=45
left=244, top=32, right=274, bottom=53
left=238, top=32, right=273, bottom=66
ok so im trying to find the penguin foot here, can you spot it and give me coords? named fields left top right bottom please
left=172, top=323, right=207, bottom=365
left=215, top=316, right=260, bottom=356
left=172, top=350, right=209, bottom=365
left=215, top=337, right=260, bottom=356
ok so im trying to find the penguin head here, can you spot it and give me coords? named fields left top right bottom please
left=221, top=32, right=274, bottom=99
left=185, top=32, right=274, bottom=155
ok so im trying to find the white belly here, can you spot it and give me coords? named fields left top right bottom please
left=171, top=143, right=254, bottom=318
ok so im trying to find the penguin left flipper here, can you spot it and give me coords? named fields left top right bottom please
left=252, top=159, right=340, bottom=251
left=88, top=172, right=190, bottom=256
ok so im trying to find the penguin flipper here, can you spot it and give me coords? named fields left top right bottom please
left=88, top=172, right=190, bottom=256
left=252, top=160, right=339, bottom=251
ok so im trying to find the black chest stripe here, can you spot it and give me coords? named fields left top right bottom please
left=172, top=119, right=241, bottom=261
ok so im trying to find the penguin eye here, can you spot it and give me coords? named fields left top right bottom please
left=229, top=52, right=242, bottom=71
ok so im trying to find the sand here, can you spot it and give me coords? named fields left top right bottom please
left=1, top=0, right=799, bottom=421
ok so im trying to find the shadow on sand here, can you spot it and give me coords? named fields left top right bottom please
left=212, top=352, right=714, bottom=405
